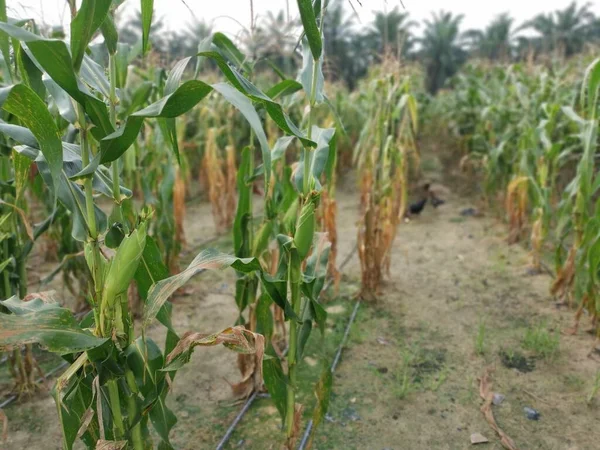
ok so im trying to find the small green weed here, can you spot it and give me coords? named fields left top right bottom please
left=474, top=321, right=486, bottom=355
left=522, top=322, right=560, bottom=360
left=587, top=370, right=600, bottom=405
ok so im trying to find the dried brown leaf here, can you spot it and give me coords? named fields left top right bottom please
left=95, top=439, right=127, bottom=450
left=76, top=408, right=94, bottom=439
left=478, top=368, right=518, bottom=450
left=0, top=199, right=33, bottom=241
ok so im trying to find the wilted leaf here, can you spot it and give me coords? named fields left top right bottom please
left=143, top=248, right=260, bottom=329
left=164, top=326, right=264, bottom=373
left=95, top=440, right=126, bottom=450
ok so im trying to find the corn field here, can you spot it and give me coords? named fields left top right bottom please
left=1, top=1, right=600, bottom=449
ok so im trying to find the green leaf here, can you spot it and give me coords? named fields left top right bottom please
left=143, top=249, right=261, bottom=330
left=81, top=54, right=110, bottom=98
left=100, top=80, right=212, bottom=163
left=12, top=149, right=30, bottom=202
left=0, top=297, right=107, bottom=354
left=0, top=0, right=10, bottom=82
left=581, top=57, right=600, bottom=117
left=297, top=37, right=324, bottom=103
left=134, top=235, right=179, bottom=354
left=263, top=357, right=288, bottom=422
left=198, top=51, right=316, bottom=148
left=234, top=147, right=252, bottom=257
left=266, top=79, right=303, bottom=100
left=100, top=14, right=118, bottom=55
left=0, top=120, right=37, bottom=147
left=294, top=126, right=334, bottom=191
left=297, top=320, right=312, bottom=360
left=0, top=84, right=62, bottom=198
left=297, top=0, right=322, bottom=60
left=70, top=0, right=112, bottom=71
left=212, top=32, right=250, bottom=72
left=307, top=367, right=333, bottom=448
left=141, top=0, right=154, bottom=54
left=14, top=144, right=108, bottom=241
left=16, top=42, right=45, bottom=98
left=43, top=75, right=77, bottom=124
left=0, top=22, right=113, bottom=135
left=211, top=82, right=271, bottom=184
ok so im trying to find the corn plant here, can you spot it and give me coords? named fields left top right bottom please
left=555, top=58, right=600, bottom=330
left=0, top=0, right=328, bottom=446
left=354, top=64, right=418, bottom=300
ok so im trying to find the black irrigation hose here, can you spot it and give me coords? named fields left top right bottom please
left=215, top=243, right=359, bottom=450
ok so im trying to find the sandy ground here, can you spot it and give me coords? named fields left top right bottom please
left=2, top=158, right=600, bottom=449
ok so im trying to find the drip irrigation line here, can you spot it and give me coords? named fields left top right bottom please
left=0, top=360, right=69, bottom=409
left=215, top=242, right=358, bottom=450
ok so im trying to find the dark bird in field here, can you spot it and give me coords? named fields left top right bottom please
left=409, top=197, right=428, bottom=215
left=431, top=196, right=445, bottom=208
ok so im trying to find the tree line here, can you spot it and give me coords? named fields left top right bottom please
left=100, top=1, right=600, bottom=93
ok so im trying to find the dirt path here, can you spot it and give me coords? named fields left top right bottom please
left=2, top=165, right=600, bottom=449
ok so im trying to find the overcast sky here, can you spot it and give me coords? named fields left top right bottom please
left=8, top=0, right=600, bottom=40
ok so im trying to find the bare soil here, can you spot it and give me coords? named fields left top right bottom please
left=2, top=157, right=600, bottom=450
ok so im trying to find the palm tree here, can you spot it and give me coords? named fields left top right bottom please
left=420, top=11, right=467, bottom=94
left=366, top=7, right=417, bottom=60
left=322, top=0, right=364, bottom=87
left=521, top=2, right=595, bottom=57
left=464, top=13, right=515, bottom=61
left=554, top=1, right=594, bottom=56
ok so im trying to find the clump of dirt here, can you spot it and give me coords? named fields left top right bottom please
left=499, top=350, right=536, bottom=373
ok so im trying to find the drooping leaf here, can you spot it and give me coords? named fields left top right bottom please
left=142, top=249, right=261, bottom=330
left=263, top=357, right=288, bottom=422
left=43, top=75, right=77, bottom=124
left=211, top=82, right=271, bottom=184
left=266, top=79, right=303, bottom=100
left=198, top=51, right=316, bottom=148
left=212, top=32, right=250, bottom=72
left=307, top=368, right=333, bottom=448
left=0, top=22, right=113, bottom=135
left=0, top=297, right=107, bottom=354
left=297, top=37, right=324, bottom=103
left=163, top=326, right=264, bottom=372
left=0, top=84, right=62, bottom=198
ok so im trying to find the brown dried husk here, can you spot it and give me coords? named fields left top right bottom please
left=506, top=176, right=528, bottom=244
left=320, top=190, right=340, bottom=292
left=173, top=166, right=187, bottom=248
left=357, top=167, right=382, bottom=301
left=529, top=209, right=544, bottom=272
left=285, top=403, right=304, bottom=450
left=551, top=244, right=576, bottom=305
left=203, top=129, right=237, bottom=231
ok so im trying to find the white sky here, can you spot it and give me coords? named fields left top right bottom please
left=7, top=0, right=600, bottom=39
